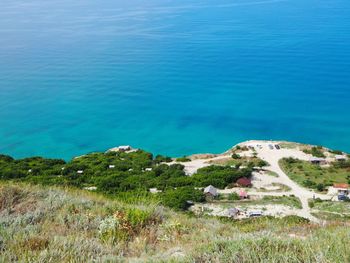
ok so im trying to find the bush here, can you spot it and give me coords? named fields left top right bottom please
left=284, top=157, right=299, bottom=164
left=228, top=192, right=240, bottom=201
left=330, top=150, right=343, bottom=155
left=303, top=147, right=325, bottom=158
left=161, top=187, right=205, bottom=210
left=175, top=156, right=191, bottom=162
left=316, top=183, right=325, bottom=192
left=192, top=165, right=252, bottom=189
left=303, top=179, right=316, bottom=189
left=231, top=153, right=241, bottom=159
left=257, top=160, right=268, bottom=167
left=154, top=155, right=172, bottom=163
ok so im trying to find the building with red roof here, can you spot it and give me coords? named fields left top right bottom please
left=236, top=177, right=252, bottom=187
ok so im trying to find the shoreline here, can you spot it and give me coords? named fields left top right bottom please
left=1, top=139, right=348, bottom=161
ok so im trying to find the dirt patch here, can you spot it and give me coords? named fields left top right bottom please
left=189, top=154, right=218, bottom=160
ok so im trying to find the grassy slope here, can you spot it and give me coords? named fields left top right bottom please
left=310, top=200, right=350, bottom=221
left=279, top=159, right=349, bottom=188
left=1, top=183, right=350, bottom=262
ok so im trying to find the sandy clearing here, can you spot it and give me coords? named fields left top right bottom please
left=239, top=140, right=331, bottom=222
left=191, top=203, right=304, bottom=219
left=171, top=139, right=334, bottom=222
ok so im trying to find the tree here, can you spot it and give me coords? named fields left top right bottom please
left=316, top=183, right=325, bottom=192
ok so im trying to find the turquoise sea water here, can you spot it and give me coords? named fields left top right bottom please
left=0, top=0, right=349, bottom=160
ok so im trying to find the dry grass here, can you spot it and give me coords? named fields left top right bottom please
left=0, top=182, right=349, bottom=262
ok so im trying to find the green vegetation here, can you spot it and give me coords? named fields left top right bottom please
left=0, top=150, right=252, bottom=211
left=1, top=145, right=350, bottom=261
left=231, top=153, right=241, bottom=159
left=227, top=192, right=240, bottom=201
left=175, top=156, right=191, bottom=162
left=279, top=158, right=350, bottom=190
left=329, top=149, right=344, bottom=155
left=161, top=187, right=205, bottom=210
left=302, top=146, right=326, bottom=158
left=309, top=199, right=350, bottom=221
left=154, top=154, right=172, bottom=163
left=192, top=165, right=252, bottom=189
left=1, top=183, right=349, bottom=262
left=259, top=195, right=302, bottom=209
left=213, top=156, right=269, bottom=168
left=232, top=145, right=249, bottom=152
left=309, top=199, right=350, bottom=216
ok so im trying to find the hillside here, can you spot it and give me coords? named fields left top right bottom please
left=1, top=183, right=350, bottom=262
left=1, top=140, right=350, bottom=262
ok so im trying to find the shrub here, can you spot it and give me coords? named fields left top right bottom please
left=154, top=155, right=172, bottom=163
left=303, top=179, right=316, bottom=189
left=309, top=201, right=315, bottom=208
left=330, top=150, right=343, bottom=155
left=231, top=153, right=241, bottom=159
left=161, top=187, right=205, bottom=210
left=257, top=160, right=268, bottom=167
left=175, top=156, right=191, bottom=162
left=24, top=237, right=49, bottom=251
left=98, top=216, right=123, bottom=243
left=303, top=147, right=325, bottom=158
left=228, top=193, right=240, bottom=201
left=316, top=183, right=325, bottom=192
left=193, top=165, right=252, bottom=189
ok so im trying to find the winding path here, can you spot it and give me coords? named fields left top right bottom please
left=176, top=140, right=333, bottom=222
left=241, top=140, right=331, bottom=222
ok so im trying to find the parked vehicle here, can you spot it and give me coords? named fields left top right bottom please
left=338, top=194, right=349, bottom=201
left=275, top=144, right=280, bottom=150
left=268, top=144, right=274, bottom=150
left=249, top=211, right=263, bottom=217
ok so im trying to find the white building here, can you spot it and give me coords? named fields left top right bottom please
left=335, top=155, right=347, bottom=162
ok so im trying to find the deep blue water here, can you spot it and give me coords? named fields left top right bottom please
left=0, top=0, right=349, bottom=160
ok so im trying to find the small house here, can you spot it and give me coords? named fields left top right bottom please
left=335, top=155, right=347, bottom=162
left=236, top=177, right=252, bottom=187
left=227, top=208, right=239, bottom=218
left=109, top=165, right=115, bottom=169
left=239, top=190, right=248, bottom=199
left=333, top=183, right=349, bottom=196
left=309, top=157, right=327, bottom=165
left=118, top=145, right=131, bottom=152
left=204, top=185, right=218, bottom=197
left=108, top=145, right=132, bottom=153
left=77, top=170, right=84, bottom=174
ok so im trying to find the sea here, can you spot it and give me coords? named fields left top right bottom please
left=0, top=0, right=349, bottom=160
